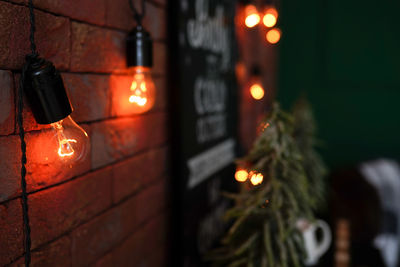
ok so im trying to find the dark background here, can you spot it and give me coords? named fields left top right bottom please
left=278, top=0, right=400, bottom=167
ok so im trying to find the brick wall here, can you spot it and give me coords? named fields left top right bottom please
left=0, top=0, right=169, bottom=266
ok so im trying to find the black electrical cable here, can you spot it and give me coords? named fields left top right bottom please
left=18, top=0, right=38, bottom=266
left=129, top=0, right=146, bottom=26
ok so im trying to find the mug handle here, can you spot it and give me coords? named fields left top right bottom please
left=314, top=220, right=332, bottom=257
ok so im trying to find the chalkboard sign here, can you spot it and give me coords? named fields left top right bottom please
left=169, top=0, right=238, bottom=266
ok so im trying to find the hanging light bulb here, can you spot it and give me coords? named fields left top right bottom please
left=250, top=172, right=264, bottom=185
left=250, top=83, right=265, bottom=100
left=248, top=66, right=265, bottom=100
left=126, top=25, right=156, bottom=113
left=235, top=168, right=249, bottom=182
left=262, top=7, right=278, bottom=28
left=266, top=28, right=281, bottom=44
left=25, top=58, right=90, bottom=164
left=244, top=4, right=260, bottom=28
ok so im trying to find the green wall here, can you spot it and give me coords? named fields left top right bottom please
left=278, top=0, right=400, bottom=167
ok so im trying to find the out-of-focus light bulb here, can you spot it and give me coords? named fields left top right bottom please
left=266, top=28, right=281, bottom=44
left=262, top=8, right=278, bottom=28
left=235, top=169, right=249, bottom=182
left=244, top=5, right=260, bottom=28
left=128, top=66, right=155, bottom=112
left=250, top=83, right=265, bottom=100
left=250, top=172, right=263, bottom=185
left=49, top=116, right=89, bottom=163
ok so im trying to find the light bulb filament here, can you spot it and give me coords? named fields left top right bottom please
left=129, top=95, right=148, bottom=106
left=58, top=138, right=77, bottom=157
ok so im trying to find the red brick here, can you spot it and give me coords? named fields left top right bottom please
left=0, top=1, right=70, bottom=70
left=105, top=0, right=166, bottom=40
left=133, top=177, right=167, bottom=225
left=33, top=0, right=106, bottom=26
left=71, top=22, right=125, bottom=73
left=142, top=3, right=167, bottom=41
left=24, top=125, right=92, bottom=192
left=71, top=206, right=126, bottom=267
left=71, top=180, right=166, bottom=266
left=112, top=146, right=169, bottom=203
left=145, top=112, right=169, bottom=147
left=0, top=71, right=15, bottom=135
left=11, top=236, right=71, bottom=267
left=104, top=0, right=135, bottom=31
left=29, top=167, right=112, bottom=249
left=0, top=136, right=21, bottom=202
left=153, top=42, right=167, bottom=75
left=91, top=117, right=149, bottom=169
left=0, top=200, right=23, bottom=266
left=153, top=75, right=168, bottom=111
left=63, top=73, right=111, bottom=123
left=92, top=253, right=113, bottom=267
left=110, top=213, right=168, bottom=266
left=149, top=0, right=166, bottom=6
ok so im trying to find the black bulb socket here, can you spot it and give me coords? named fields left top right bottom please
left=25, top=58, right=72, bottom=125
left=126, top=25, right=153, bottom=67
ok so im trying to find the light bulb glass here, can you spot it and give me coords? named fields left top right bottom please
left=266, top=28, right=281, bottom=44
left=31, top=115, right=89, bottom=167
left=244, top=5, right=260, bottom=28
left=49, top=116, right=89, bottom=163
left=250, top=83, right=265, bottom=100
left=128, top=66, right=156, bottom=113
left=235, top=169, right=249, bottom=182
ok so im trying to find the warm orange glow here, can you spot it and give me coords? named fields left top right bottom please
left=250, top=172, right=264, bottom=185
left=250, top=83, right=265, bottom=100
left=263, top=14, right=277, bottom=28
left=263, top=8, right=278, bottom=28
left=244, top=5, right=260, bottom=28
left=126, top=67, right=155, bottom=113
left=129, top=95, right=147, bottom=106
left=50, top=117, right=89, bottom=162
left=266, top=28, right=281, bottom=44
left=129, top=73, right=148, bottom=106
left=235, top=169, right=249, bottom=182
left=58, top=138, right=77, bottom=157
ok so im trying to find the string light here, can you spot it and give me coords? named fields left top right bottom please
left=250, top=83, right=265, bottom=100
left=250, top=172, right=264, bottom=185
left=235, top=169, right=249, bottom=182
left=262, top=7, right=278, bottom=28
left=248, top=66, right=265, bottom=100
left=244, top=5, right=260, bottom=28
left=266, top=28, right=281, bottom=44
left=25, top=60, right=90, bottom=164
left=126, top=0, right=156, bottom=113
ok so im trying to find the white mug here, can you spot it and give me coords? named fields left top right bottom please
left=296, top=218, right=332, bottom=266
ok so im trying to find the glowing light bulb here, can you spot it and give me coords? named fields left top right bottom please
left=49, top=116, right=89, bottom=163
left=250, top=172, right=263, bottom=185
left=266, top=28, right=281, bottom=44
left=244, top=5, right=260, bottom=28
left=262, top=8, right=278, bottom=28
left=235, top=169, right=249, bottom=182
left=128, top=66, right=155, bottom=112
left=250, top=83, right=265, bottom=100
